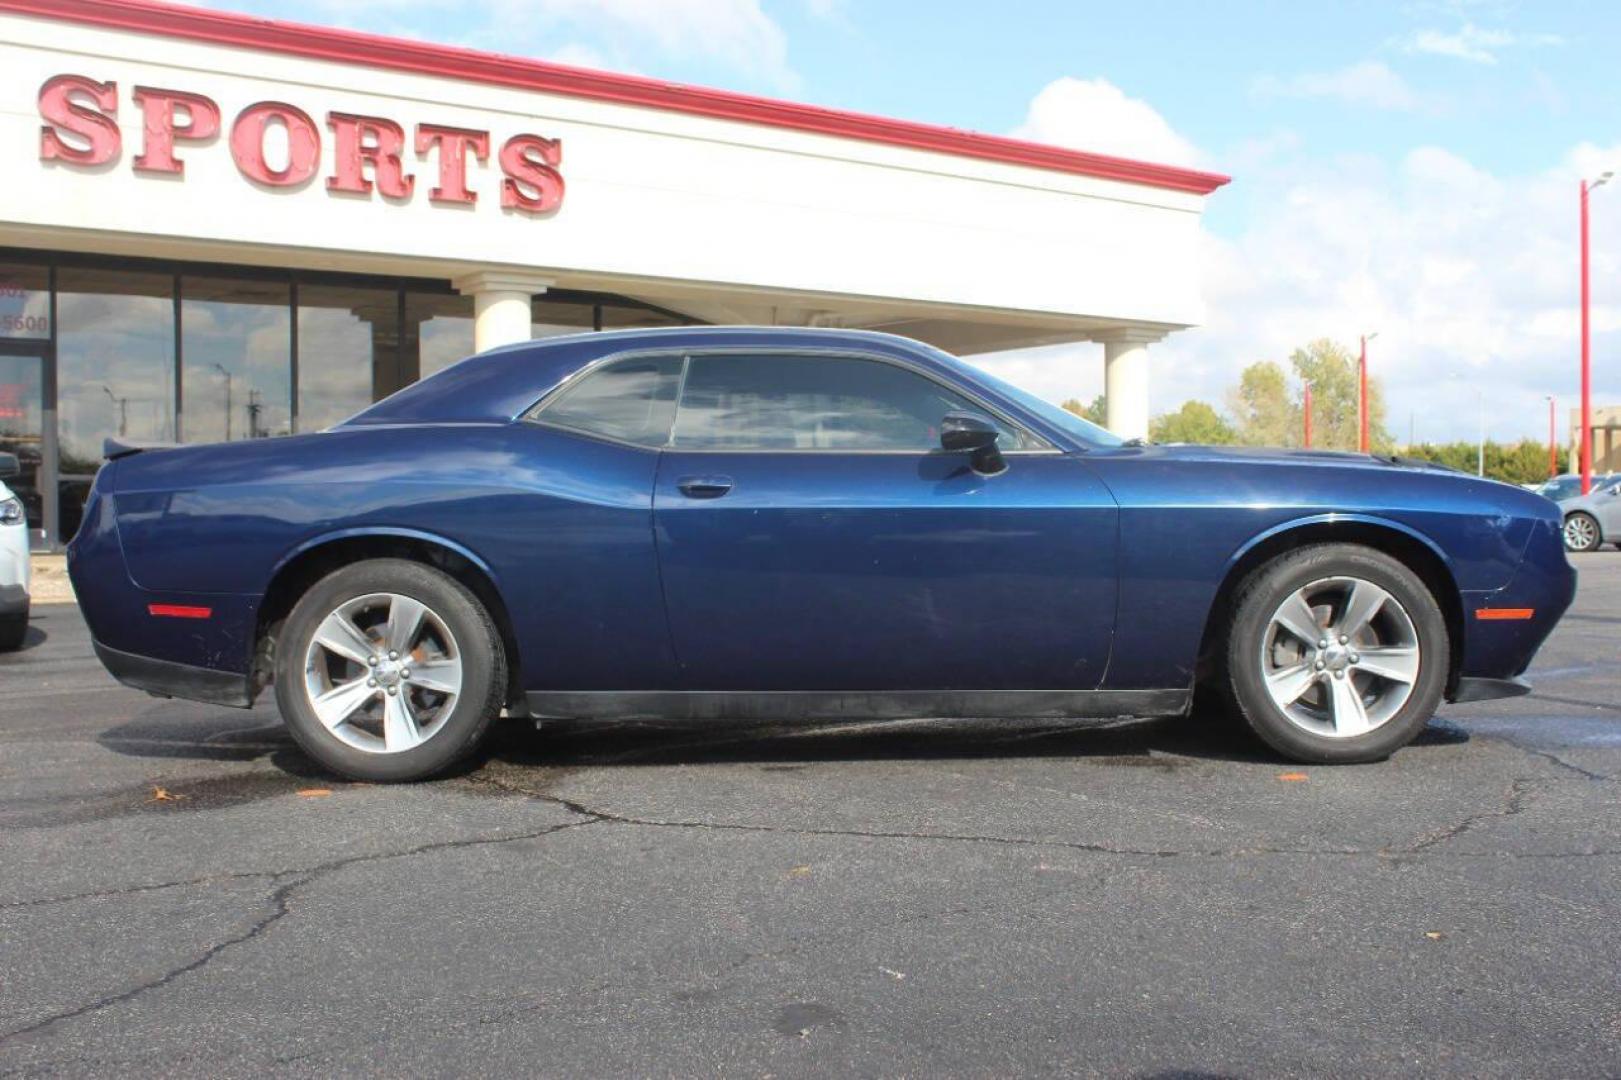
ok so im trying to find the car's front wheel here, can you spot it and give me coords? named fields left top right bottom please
left=1225, top=544, right=1448, bottom=764
left=274, top=559, right=506, bottom=782
left=1563, top=512, right=1601, bottom=553
left=0, top=608, right=26, bottom=651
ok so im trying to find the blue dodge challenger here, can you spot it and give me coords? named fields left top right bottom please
left=68, top=327, right=1574, bottom=781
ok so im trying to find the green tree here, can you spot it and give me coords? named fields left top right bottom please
left=1290, top=338, right=1393, bottom=452
left=1227, top=360, right=1299, bottom=447
left=1061, top=395, right=1107, bottom=426
left=1401, top=439, right=1568, bottom=486
left=1150, top=400, right=1237, bottom=444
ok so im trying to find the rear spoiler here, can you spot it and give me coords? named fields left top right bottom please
left=103, top=437, right=179, bottom=461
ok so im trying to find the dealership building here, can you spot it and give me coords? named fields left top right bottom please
left=0, top=0, right=1228, bottom=549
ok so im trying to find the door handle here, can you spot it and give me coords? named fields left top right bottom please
left=676, top=475, right=734, bottom=499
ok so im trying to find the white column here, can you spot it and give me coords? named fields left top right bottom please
left=1096, top=328, right=1164, bottom=442
left=452, top=271, right=556, bottom=353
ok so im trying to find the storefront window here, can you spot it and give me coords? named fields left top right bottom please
left=0, top=353, right=44, bottom=536
left=181, top=276, right=292, bottom=442
left=598, top=300, right=691, bottom=331
left=298, top=284, right=396, bottom=431
left=532, top=298, right=595, bottom=340
left=406, top=292, right=474, bottom=379
left=0, top=262, right=50, bottom=339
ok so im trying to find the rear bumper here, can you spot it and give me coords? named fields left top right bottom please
left=93, top=639, right=254, bottom=708
left=1451, top=676, right=1532, bottom=703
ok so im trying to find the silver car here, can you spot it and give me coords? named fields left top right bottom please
left=1559, top=476, right=1621, bottom=552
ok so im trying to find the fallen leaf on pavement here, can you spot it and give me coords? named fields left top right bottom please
left=150, top=786, right=184, bottom=802
left=297, top=788, right=333, bottom=798
left=1277, top=772, right=1309, bottom=782
left=1425, top=931, right=1444, bottom=940
left=786, top=865, right=812, bottom=878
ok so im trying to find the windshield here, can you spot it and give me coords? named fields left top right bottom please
left=1541, top=475, right=1613, bottom=500
left=930, top=350, right=1124, bottom=448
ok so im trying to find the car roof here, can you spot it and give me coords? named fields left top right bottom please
left=344, top=326, right=966, bottom=428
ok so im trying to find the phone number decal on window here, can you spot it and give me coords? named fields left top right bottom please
left=0, top=314, right=49, bottom=334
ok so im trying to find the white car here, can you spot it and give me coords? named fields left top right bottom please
left=0, top=453, right=29, bottom=650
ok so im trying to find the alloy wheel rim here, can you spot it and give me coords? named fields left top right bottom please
left=1565, top=515, right=1597, bottom=550
left=1259, top=575, right=1420, bottom=739
left=302, top=592, right=463, bottom=754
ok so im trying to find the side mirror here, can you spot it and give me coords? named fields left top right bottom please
left=0, top=452, right=18, bottom=481
left=940, top=411, right=1006, bottom=476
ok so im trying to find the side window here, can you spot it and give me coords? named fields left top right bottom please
left=670, top=353, right=1035, bottom=451
left=527, top=355, right=681, bottom=447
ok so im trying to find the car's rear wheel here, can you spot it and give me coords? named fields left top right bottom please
left=1225, top=544, right=1448, bottom=764
left=274, top=559, right=505, bottom=782
left=1563, top=512, right=1601, bottom=553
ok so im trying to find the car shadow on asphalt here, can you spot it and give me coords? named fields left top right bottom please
left=94, top=704, right=1474, bottom=781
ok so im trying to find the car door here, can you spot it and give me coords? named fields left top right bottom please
left=1598, top=479, right=1621, bottom=537
left=651, top=349, right=1119, bottom=692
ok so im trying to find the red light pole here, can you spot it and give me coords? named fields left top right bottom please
left=1580, top=172, right=1611, bottom=495
left=1303, top=383, right=1313, bottom=448
left=1358, top=332, right=1378, bottom=453
left=1547, top=396, right=1558, bottom=478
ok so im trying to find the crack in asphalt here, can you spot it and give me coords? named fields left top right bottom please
left=0, top=872, right=278, bottom=912
left=1406, top=777, right=1537, bottom=853
left=6, top=729, right=1618, bottom=1047
left=1517, top=746, right=1613, bottom=782
left=463, top=771, right=1620, bottom=861
left=0, top=817, right=600, bottom=1044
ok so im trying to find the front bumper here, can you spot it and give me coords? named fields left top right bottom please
left=1452, top=516, right=1576, bottom=694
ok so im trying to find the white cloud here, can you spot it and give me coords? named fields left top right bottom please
left=1252, top=61, right=1427, bottom=112
left=979, top=78, right=1621, bottom=444
left=1152, top=143, right=1621, bottom=445
left=216, top=0, right=798, bottom=89
left=1397, top=22, right=1561, bottom=64
left=514, top=0, right=796, bottom=90
left=544, top=42, right=630, bottom=73
left=1011, top=77, right=1201, bottom=167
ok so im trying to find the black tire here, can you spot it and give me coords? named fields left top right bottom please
left=1563, top=512, right=1602, bottom=553
left=1225, top=544, right=1448, bottom=764
left=274, top=559, right=506, bottom=782
left=0, top=609, right=26, bottom=652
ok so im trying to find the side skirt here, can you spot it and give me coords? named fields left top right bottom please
left=525, top=688, right=1191, bottom=722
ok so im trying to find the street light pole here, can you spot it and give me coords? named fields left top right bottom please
left=100, top=385, right=127, bottom=438
left=1358, top=332, right=1378, bottom=453
left=1547, top=395, right=1558, bottom=478
left=1580, top=172, right=1612, bottom=494
left=212, top=363, right=234, bottom=441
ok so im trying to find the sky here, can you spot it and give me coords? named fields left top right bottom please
left=192, top=0, right=1621, bottom=445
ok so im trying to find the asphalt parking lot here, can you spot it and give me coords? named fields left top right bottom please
left=1, top=558, right=1618, bottom=1077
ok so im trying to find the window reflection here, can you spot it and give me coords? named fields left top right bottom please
left=531, top=297, right=594, bottom=340
left=181, top=277, right=291, bottom=442
left=598, top=300, right=690, bottom=331
left=0, top=354, right=43, bottom=535
left=672, top=353, right=1029, bottom=451
left=57, top=268, right=176, bottom=472
left=298, top=284, right=396, bottom=430
left=57, top=268, right=177, bottom=541
left=406, top=292, right=474, bottom=380
left=0, top=262, right=50, bottom=339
